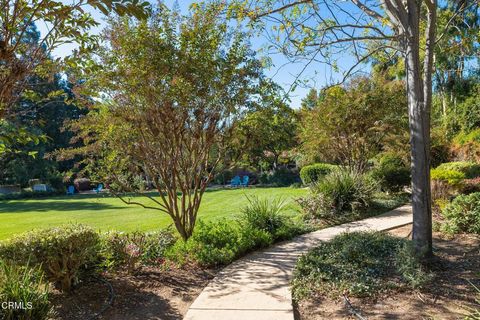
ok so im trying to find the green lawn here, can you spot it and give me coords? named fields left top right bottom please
left=0, top=187, right=307, bottom=240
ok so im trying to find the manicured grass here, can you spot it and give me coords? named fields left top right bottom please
left=0, top=187, right=307, bottom=240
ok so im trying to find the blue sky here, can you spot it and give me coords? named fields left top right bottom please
left=38, top=0, right=367, bottom=108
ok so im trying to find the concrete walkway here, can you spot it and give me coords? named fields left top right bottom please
left=184, top=205, right=413, bottom=320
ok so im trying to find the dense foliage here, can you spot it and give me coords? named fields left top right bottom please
left=167, top=196, right=306, bottom=267
left=292, top=232, right=431, bottom=300
left=299, top=163, right=337, bottom=185
left=299, top=77, right=408, bottom=172
left=230, top=84, right=298, bottom=171
left=100, top=230, right=176, bottom=272
left=441, top=192, right=480, bottom=234
left=0, top=225, right=99, bottom=291
left=369, top=153, right=411, bottom=192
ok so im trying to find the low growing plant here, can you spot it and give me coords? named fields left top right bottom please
left=0, top=225, right=100, bottom=292
left=100, top=230, right=176, bottom=272
left=239, top=195, right=306, bottom=241
left=292, top=231, right=431, bottom=300
left=172, top=220, right=264, bottom=267
left=0, top=260, right=52, bottom=320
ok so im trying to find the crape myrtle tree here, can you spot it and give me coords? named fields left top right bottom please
left=64, top=3, right=264, bottom=240
left=0, top=0, right=149, bottom=151
left=232, top=0, right=477, bottom=258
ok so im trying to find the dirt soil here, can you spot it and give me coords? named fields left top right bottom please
left=296, top=225, right=480, bottom=320
left=50, top=264, right=215, bottom=320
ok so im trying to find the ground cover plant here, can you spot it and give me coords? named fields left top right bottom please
left=292, top=231, right=432, bottom=301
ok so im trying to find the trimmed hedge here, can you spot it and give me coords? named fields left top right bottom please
left=430, top=168, right=466, bottom=185
left=300, top=163, right=337, bottom=185
left=0, top=225, right=100, bottom=292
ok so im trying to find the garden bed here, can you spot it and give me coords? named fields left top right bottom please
left=51, top=264, right=215, bottom=320
left=295, top=225, right=480, bottom=319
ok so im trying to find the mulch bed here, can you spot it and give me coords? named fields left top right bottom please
left=50, top=264, right=216, bottom=320
left=295, top=226, right=480, bottom=320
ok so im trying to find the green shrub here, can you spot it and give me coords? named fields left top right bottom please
left=167, top=218, right=278, bottom=267
left=100, top=230, right=176, bottom=272
left=302, top=169, right=378, bottom=217
left=300, top=163, right=337, bottom=185
left=167, top=196, right=307, bottom=267
left=441, top=192, right=480, bottom=234
left=454, top=128, right=480, bottom=145
left=452, top=129, right=480, bottom=163
left=184, top=220, right=245, bottom=267
left=292, top=232, right=430, bottom=300
left=0, top=261, right=52, bottom=320
left=435, top=162, right=480, bottom=179
left=395, top=242, right=433, bottom=288
left=0, top=225, right=100, bottom=292
left=141, top=230, right=177, bottom=264
left=370, top=154, right=411, bottom=192
left=430, top=166, right=466, bottom=200
left=430, top=168, right=465, bottom=185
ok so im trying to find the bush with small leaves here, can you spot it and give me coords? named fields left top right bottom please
left=100, top=230, right=176, bottom=272
left=441, top=192, right=480, bottom=234
left=0, top=224, right=100, bottom=292
left=435, top=162, right=480, bottom=179
left=183, top=220, right=246, bottom=267
left=292, top=232, right=431, bottom=300
left=300, top=163, right=337, bottom=185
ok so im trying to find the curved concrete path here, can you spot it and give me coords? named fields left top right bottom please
left=184, top=205, right=413, bottom=320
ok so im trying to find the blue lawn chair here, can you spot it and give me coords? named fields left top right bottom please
left=66, top=185, right=75, bottom=195
left=241, top=175, right=249, bottom=187
left=93, top=183, right=103, bottom=194
left=230, top=176, right=241, bottom=187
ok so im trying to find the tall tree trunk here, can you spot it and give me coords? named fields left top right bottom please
left=403, top=0, right=435, bottom=258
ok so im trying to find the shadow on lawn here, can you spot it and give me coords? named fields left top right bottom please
left=0, top=200, right=126, bottom=213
